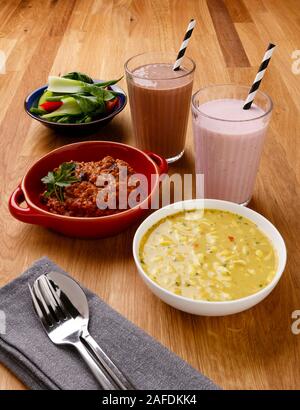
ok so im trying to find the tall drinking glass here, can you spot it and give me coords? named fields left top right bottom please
left=125, top=52, right=195, bottom=163
left=191, top=84, right=273, bottom=205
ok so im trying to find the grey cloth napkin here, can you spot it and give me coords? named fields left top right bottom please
left=0, top=257, right=219, bottom=390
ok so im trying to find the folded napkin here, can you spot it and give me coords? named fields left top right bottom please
left=0, top=257, right=219, bottom=390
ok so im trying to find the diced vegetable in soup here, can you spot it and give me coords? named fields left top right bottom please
left=139, top=209, right=277, bottom=301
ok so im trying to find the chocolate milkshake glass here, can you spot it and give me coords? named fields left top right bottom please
left=191, top=85, right=273, bottom=205
left=125, top=52, right=195, bottom=163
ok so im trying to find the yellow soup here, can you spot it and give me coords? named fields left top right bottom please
left=139, top=209, right=277, bottom=301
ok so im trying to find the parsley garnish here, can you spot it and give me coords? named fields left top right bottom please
left=41, top=162, right=79, bottom=202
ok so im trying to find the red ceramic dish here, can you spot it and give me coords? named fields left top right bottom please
left=9, top=141, right=168, bottom=238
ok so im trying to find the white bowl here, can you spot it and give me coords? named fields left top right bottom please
left=133, top=199, right=287, bottom=316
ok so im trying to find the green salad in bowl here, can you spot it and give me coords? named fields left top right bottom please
left=27, top=71, right=125, bottom=126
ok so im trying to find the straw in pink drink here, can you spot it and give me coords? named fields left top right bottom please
left=243, top=43, right=276, bottom=110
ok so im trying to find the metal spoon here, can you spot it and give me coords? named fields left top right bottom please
left=46, top=271, right=134, bottom=390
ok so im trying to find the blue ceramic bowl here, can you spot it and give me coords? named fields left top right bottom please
left=24, top=81, right=127, bottom=133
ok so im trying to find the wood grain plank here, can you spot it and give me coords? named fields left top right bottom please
left=207, top=0, right=250, bottom=67
left=223, top=0, right=253, bottom=23
left=0, top=0, right=22, bottom=34
left=244, top=0, right=267, bottom=14
left=263, top=0, right=300, bottom=38
left=235, top=22, right=267, bottom=65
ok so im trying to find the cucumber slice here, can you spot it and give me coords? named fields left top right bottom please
left=47, top=76, right=85, bottom=93
left=38, top=90, right=53, bottom=108
left=41, top=97, right=82, bottom=119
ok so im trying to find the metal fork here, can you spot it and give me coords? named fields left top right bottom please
left=29, top=275, right=118, bottom=390
left=44, top=271, right=134, bottom=390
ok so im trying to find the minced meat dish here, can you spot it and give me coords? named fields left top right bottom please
left=40, top=156, right=140, bottom=217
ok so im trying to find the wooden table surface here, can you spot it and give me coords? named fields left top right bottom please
left=0, top=0, right=299, bottom=390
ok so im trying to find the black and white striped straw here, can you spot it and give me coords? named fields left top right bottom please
left=243, top=43, right=276, bottom=110
left=173, top=19, right=196, bottom=71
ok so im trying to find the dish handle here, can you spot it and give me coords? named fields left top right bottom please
left=144, top=151, right=168, bottom=175
left=9, top=185, right=44, bottom=225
